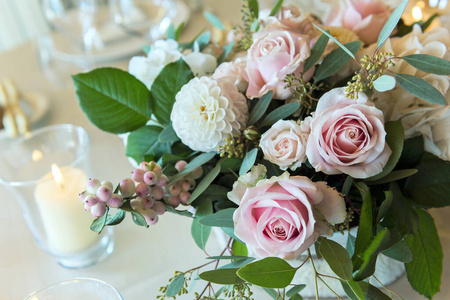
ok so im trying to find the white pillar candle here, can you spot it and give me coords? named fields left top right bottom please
left=34, top=166, right=99, bottom=254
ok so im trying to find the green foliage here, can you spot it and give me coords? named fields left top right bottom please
left=191, top=218, right=211, bottom=250
left=219, top=258, right=255, bottom=269
left=373, top=75, right=396, bottom=92
left=237, top=257, right=297, bottom=289
left=260, top=103, right=301, bottom=127
left=377, top=0, right=408, bottom=49
left=204, top=11, right=225, bottom=29
left=150, top=59, right=194, bottom=124
left=382, top=240, right=413, bottom=263
left=105, top=209, right=126, bottom=226
left=188, top=164, right=222, bottom=203
left=165, top=273, right=185, bottom=297
left=169, top=152, right=216, bottom=184
left=317, top=237, right=353, bottom=281
left=90, top=206, right=109, bottom=233
left=405, top=209, right=443, bottom=299
left=72, top=68, right=152, bottom=134
left=286, top=285, right=306, bottom=297
left=314, top=41, right=362, bottom=82
left=232, top=239, right=248, bottom=257
left=126, top=126, right=170, bottom=164
left=303, top=31, right=330, bottom=72
left=158, top=124, right=180, bottom=143
left=248, top=91, right=273, bottom=125
left=402, top=54, right=450, bottom=75
left=395, top=73, right=446, bottom=105
left=313, top=25, right=357, bottom=59
left=131, top=211, right=148, bottom=227
left=239, top=148, right=258, bottom=176
left=199, top=208, right=236, bottom=228
left=199, top=268, right=244, bottom=285
left=269, top=0, right=284, bottom=16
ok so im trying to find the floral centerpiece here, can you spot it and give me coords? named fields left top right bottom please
left=73, top=0, right=450, bottom=299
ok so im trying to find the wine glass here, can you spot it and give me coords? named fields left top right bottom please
left=109, top=0, right=175, bottom=42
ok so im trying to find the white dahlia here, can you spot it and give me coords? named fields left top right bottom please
left=171, top=77, right=248, bottom=152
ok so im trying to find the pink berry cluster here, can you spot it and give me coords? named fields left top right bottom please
left=79, top=179, right=123, bottom=218
left=79, top=160, right=204, bottom=227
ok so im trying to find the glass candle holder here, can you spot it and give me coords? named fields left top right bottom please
left=24, top=278, right=123, bottom=300
left=0, top=124, right=114, bottom=268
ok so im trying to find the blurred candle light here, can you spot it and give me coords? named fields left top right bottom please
left=412, top=5, right=424, bottom=21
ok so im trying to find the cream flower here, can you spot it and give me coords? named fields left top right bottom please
left=368, top=25, right=450, bottom=160
left=129, top=39, right=182, bottom=90
left=171, top=77, right=248, bottom=152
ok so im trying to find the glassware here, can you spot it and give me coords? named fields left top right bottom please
left=24, top=278, right=123, bottom=300
left=0, top=124, right=114, bottom=268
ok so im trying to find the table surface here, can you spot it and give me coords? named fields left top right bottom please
left=0, top=1, right=449, bottom=299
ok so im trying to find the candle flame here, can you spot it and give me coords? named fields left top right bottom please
left=32, top=150, right=43, bottom=162
left=412, top=6, right=423, bottom=21
left=51, top=164, right=64, bottom=188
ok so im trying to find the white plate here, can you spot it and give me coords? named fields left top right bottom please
left=49, top=0, right=190, bottom=64
left=0, top=92, right=49, bottom=139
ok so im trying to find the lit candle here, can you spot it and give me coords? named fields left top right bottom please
left=34, top=165, right=99, bottom=254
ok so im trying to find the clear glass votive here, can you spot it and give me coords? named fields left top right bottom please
left=24, top=278, right=123, bottom=300
left=0, top=124, right=114, bottom=268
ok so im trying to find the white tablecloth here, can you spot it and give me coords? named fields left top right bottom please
left=0, top=1, right=449, bottom=299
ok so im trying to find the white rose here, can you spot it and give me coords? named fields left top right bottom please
left=171, top=77, right=248, bottom=152
left=227, top=164, right=267, bottom=204
left=260, top=120, right=308, bottom=171
left=129, top=39, right=182, bottom=90
left=212, top=56, right=248, bottom=92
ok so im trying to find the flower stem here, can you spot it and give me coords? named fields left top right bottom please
left=372, top=275, right=404, bottom=300
left=308, top=249, right=320, bottom=300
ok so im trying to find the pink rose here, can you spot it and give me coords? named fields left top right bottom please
left=245, top=27, right=312, bottom=99
left=260, top=120, right=308, bottom=171
left=233, top=173, right=346, bottom=259
left=324, top=0, right=391, bottom=45
left=212, top=56, right=248, bottom=92
left=304, top=88, right=391, bottom=178
left=259, top=5, right=315, bottom=35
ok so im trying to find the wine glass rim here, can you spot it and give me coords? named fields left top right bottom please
left=0, top=124, right=90, bottom=187
left=24, top=277, right=123, bottom=299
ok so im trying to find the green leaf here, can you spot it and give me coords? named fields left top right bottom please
left=358, top=281, right=392, bottom=300
left=342, top=176, right=353, bottom=195
left=164, top=205, right=193, bottom=217
left=352, top=186, right=373, bottom=269
left=286, top=284, right=306, bottom=297
left=395, top=73, right=446, bottom=105
left=126, top=125, right=170, bottom=164
left=248, top=91, right=273, bottom=125
left=166, top=24, right=175, bottom=40
left=222, top=227, right=244, bottom=244
left=174, top=22, right=184, bottom=41
left=218, top=41, right=235, bottom=64
left=377, top=0, right=408, bottom=49
left=346, top=233, right=356, bottom=258
left=405, top=154, right=450, bottom=208
left=207, top=256, right=250, bottom=260
left=263, top=288, right=279, bottom=299
left=158, top=124, right=179, bottom=143
left=260, top=103, right=300, bottom=127
left=269, top=0, right=284, bottom=16
left=290, top=294, right=303, bottom=300
left=317, top=237, right=353, bottom=281
left=382, top=240, right=413, bottom=263
left=90, top=207, right=109, bottom=233
left=402, top=54, right=450, bottom=75
left=342, top=280, right=364, bottom=300
left=376, top=191, right=393, bottom=223
left=398, top=136, right=424, bottom=168
left=303, top=31, right=330, bottom=72
left=204, top=11, right=225, bottom=29
left=405, top=209, right=443, bottom=299
left=237, top=257, right=297, bottom=289
left=239, top=148, right=258, bottom=176
left=191, top=218, right=211, bottom=250
left=131, top=211, right=148, bottom=227
left=353, top=228, right=391, bottom=280
left=248, top=0, right=259, bottom=19
left=150, top=59, right=194, bottom=124
left=313, top=25, right=358, bottom=59
left=221, top=157, right=242, bottom=173
left=72, top=68, right=152, bottom=134
left=220, top=258, right=255, bottom=269
left=188, top=164, right=221, bottom=203
left=196, top=32, right=211, bottom=51
left=168, top=152, right=216, bottom=184
left=232, top=240, right=248, bottom=257
left=165, top=273, right=185, bottom=297
left=373, top=75, right=396, bottom=92
left=386, top=182, right=419, bottom=235
left=199, top=268, right=244, bottom=285
left=199, top=208, right=236, bottom=228
left=367, top=169, right=418, bottom=186
left=314, top=41, right=362, bottom=82
left=141, top=45, right=150, bottom=54
left=105, top=209, right=126, bottom=226
left=366, top=120, right=404, bottom=181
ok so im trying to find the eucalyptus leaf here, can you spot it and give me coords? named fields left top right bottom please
left=232, top=240, right=248, bottom=257
left=199, top=268, right=244, bottom=285
left=269, top=0, right=284, bottom=16
left=313, top=25, right=358, bottom=59
left=290, top=294, right=303, bottom=300
left=239, top=148, right=258, bottom=176
left=352, top=187, right=373, bottom=269
left=73, top=68, right=152, bottom=133
left=196, top=32, right=211, bottom=51
left=158, top=124, right=179, bottom=143
left=248, top=0, right=259, bottom=19
left=367, top=169, right=417, bottom=185
left=220, top=258, right=255, bottom=269
left=405, top=209, right=443, bottom=299
left=237, top=257, right=297, bottom=289
left=366, top=120, right=404, bottom=182
left=373, top=75, right=396, bottom=92
left=260, top=103, right=300, bottom=127
left=286, top=284, right=306, bottom=297
left=314, top=41, right=362, bottom=82
left=382, top=240, right=413, bottom=263
left=126, top=125, right=170, bottom=164
left=303, top=31, right=330, bottom=72
left=342, top=280, right=364, bottom=300
left=248, top=91, right=273, bottom=125
left=346, top=233, right=356, bottom=258
left=142, top=45, right=150, bottom=54
left=342, top=176, right=353, bottom=195
left=318, top=237, right=353, bottom=281
left=358, top=281, right=392, bottom=300
left=221, top=157, right=242, bottom=173
left=222, top=227, right=245, bottom=244
left=166, top=24, right=176, bottom=40
left=164, top=205, right=193, bottom=217
left=402, top=54, right=450, bottom=75
left=150, top=59, right=194, bottom=124
left=377, top=0, right=408, bottom=50
left=218, top=41, right=235, bottom=64
left=198, top=208, right=236, bottom=228
left=204, top=11, right=225, bottom=29
left=376, top=191, right=393, bottom=223
left=168, top=152, right=216, bottom=184
left=165, top=273, right=185, bottom=297
left=188, top=164, right=221, bottom=203
left=263, top=288, right=279, bottom=299
left=207, top=256, right=250, bottom=260
left=191, top=218, right=211, bottom=250
left=174, top=22, right=184, bottom=40
left=395, top=73, right=446, bottom=105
